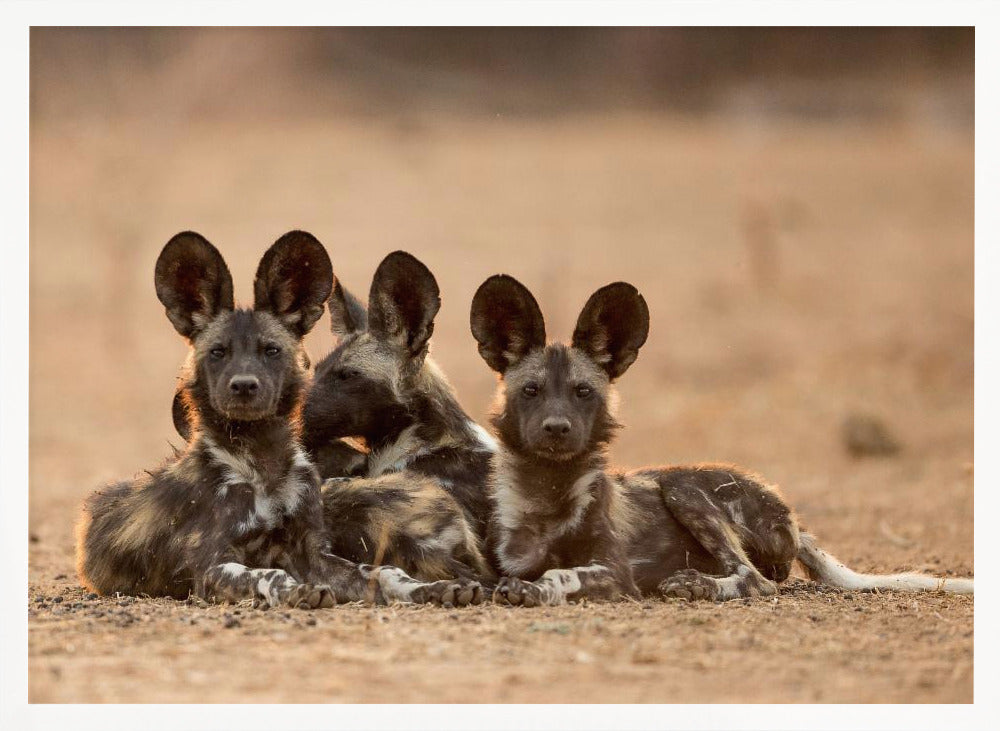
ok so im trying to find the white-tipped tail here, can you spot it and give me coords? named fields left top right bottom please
left=797, top=533, right=973, bottom=595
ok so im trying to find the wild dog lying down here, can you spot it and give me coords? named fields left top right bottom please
left=302, top=251, right=495, bottom=583
left=76, top=231, right=480, bottom=608
left=470, top=275, right=974, bottom=606
left=170, top=247, right=493, bottom=587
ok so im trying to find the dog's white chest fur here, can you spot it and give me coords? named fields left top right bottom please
left=206, top=440, right=312, bottom=534
left=492, top=468, right=600, bottom=576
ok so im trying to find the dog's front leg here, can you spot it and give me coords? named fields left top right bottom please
left=493, top=564, right=622, bottom=607
left=366, top=564, right=485, bottom=607
left=201, top=563, right=335, bottom=609
left=309, top=551, right=484, bottom=607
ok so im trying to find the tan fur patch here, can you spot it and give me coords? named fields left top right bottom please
left=612, top=474, right=653, bottom=543
left=107, top=477, right=161, bottom=552
left=335, top=332, right=406, bottom=399
left=74, top=506, right=94, bottom=589
left=332, top=471, right=487, bottom=578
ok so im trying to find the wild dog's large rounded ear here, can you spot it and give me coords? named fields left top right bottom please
left=470, top=274, right=546, bottom=374
left=155, top=232, right=235, bottom=339
left=367, top=251, right=441, bottom=357
left=253, top=230, right=334, bottom=338
left=572, top=282, right=649, bottom=380
left=328, top=277, right=368, bottom=338
left=172, top=387, right=193, bottom=442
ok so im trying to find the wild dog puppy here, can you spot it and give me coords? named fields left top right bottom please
left=470, top=275, right=974, bottom=606
left=76, top=231, right=481, bottom=608
left=301, top=251, right=494, bottom=583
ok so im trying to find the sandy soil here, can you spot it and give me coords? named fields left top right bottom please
left=29, top=113, right=973, bottom=703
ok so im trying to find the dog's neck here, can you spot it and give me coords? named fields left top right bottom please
left=365, top=358, right=495, bottom=474
left=491, top=442, right=609, bottom=513
left=185, top=387, right=306, bottom=474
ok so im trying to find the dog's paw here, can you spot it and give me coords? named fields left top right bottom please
left=410, top=577, right=484, bottom=607
left=658, top=569, right=719, bottom=601
left=742, top=570, right=778, bottom=598
left=286, top=583, right=336, bottom=610
left=493, top=576, right=543, bottom=607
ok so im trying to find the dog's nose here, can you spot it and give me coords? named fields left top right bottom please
left=229, top=375, right=260, bottom=396
left=542, top=417, right=572, bottom=436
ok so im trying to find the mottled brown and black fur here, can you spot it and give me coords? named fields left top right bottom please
left=470, top=276, right=973, bottom=606
left=77, top=232, right=482, bottom=609
left=301, top=251, right=494, bottom=582
left=170, top=249, right=493, bottom=586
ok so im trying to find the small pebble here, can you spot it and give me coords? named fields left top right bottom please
left=52, top=596, right=64, bottom=604
left=223, top=615, right=240, bottom=629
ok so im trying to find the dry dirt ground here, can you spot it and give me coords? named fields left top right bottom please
left=29, top=113, right=973, bottom=703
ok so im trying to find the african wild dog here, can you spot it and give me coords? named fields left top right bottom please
left=470, top=275, right=975, bottom=606
left=301, top=251, right=495, bottom=583
left=171, top=248, right=494, bottom=586
left=76, top=231, right=482, bottom=608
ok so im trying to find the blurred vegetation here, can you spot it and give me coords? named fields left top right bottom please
left=31, top=27, right=973, bottom=123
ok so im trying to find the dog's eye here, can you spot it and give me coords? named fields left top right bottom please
left=522, top=383, right=539, bottom=398
left=209, top=347, right=226, bottom=360
left=337, top=368, right=359, bottom=381
left=264, top=345, right=281, bottom=357
left=575, top=385, right=593, bottom=399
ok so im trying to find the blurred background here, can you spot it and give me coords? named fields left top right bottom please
left=28, top=25, right=974, bottom=704
left=30, top=26, right=973, bottom=581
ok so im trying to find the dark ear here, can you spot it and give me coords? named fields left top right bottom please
left=571, top=282, right=649, bottom=380
left=172, top=387, right=193, bottom=442
left=367, top=251, right=441, bottom=357
left=470, top=274, right=546, bottom=374
left=253, top=230, right=334, bottom=337
left=154, top=232, right=234, bottom=339
left=328, top=277, right=368, bottom=338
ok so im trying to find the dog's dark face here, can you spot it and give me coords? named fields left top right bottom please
left=301, top=251, right=441, bottom=448
left=156, top=230, right=332, bottom=428
left=471, top=276, right=649, bottom=462
left=189, top=309, right=304, bottom=421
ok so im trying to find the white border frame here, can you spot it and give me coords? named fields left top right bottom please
left=2, top=2, right=995, bottom=729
